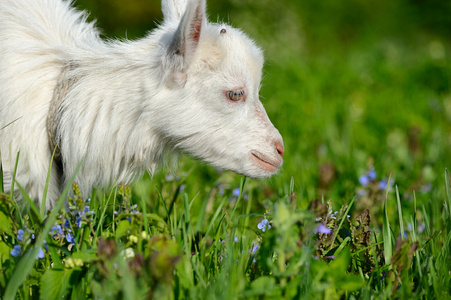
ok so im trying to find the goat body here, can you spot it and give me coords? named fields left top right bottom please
left=0, top=0, right=284, bottom=210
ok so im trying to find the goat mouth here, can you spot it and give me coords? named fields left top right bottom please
left=250, top=151, right=281, bottom=172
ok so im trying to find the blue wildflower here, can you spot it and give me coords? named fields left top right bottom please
left=378, top=180, right=388, bottom=191
left=51, top=225, right=64, bottom=238
left=64, top=219, right=71, bottom=228
left=218, top=184, right=225, bottom=196
left=10, top=245, right=21, bottom=257
left=357, top=189, right=367, bottom=197
left=418, top=223, right=426, bottom=234
left=251, top=244, right=259, bottom=253
left=257, top=219, right=271, bottom=232
left=324, top=255, right=337, bottom=260
left=329, top=211, right=339, bottom=220
left=130, top=204, right=139, bottom=214
left=83, top=205, right=94, bottom=215
left=234, top=236, right=239, bottom=243
left=17, top=229, right=25, bottom=242
left=165, top=174, right=175, bottom=181
left=76, top=216, right=82, bottom=228
left=314, top=223, right=332, bottom=235
left=368, top=170, right=377, bottom=180
left=359, top=175, right=370, bottom=186
left=78, top=206, right=94, bottom=218
left=66, top=232, right=76, bottom=245
left=35, top=248, right=45, bottom=259
left=232, top=188, right=240, bottom=197
left=407, top=222, right=413, bottom=232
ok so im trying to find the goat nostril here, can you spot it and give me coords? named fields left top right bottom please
left=275, top=141, right=284, bottom=157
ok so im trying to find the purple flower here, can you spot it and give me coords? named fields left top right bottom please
left=234, top=236, right=239, bottom=243
left=51, top=225, right=64, bottom=238
left=66, top=232, right=76, bottom=245
left=357, top=189, right=367, bottom=197
left=251, top=244, right=259, bottom=253
left=232, top=188, right=241, bottom=197
left=378, top=180, right=388, bottom=190
left=359, top=175, right=370, bottom=186
left=329, top=211, right=338, bottom=220
left=10, top=245, right=21, bottom=257
left=130, top=204, right=139, bottom=214
left=314, top=223, right=332, bottom=235
left=418, top=223, right=426, bottom=234
left=368, top=170, right=377, bottom=180
left=76, top=216, right=82, bottom=228
left=257, top=219, right=271, bottom=232
left=83, top=206, right=94, bottom=214
left=77, top=206, right=94, bottom=219
left=35, top=248, right=45, bottom=259
left=17, top=229, right=25, bottom=242
left=165, top=174, right=175, bottom=181
left=407, top=223, right=413, bottom=232
left=218, top=184, right=225, bottom=196
left=64, top=219, right=71, bottom=228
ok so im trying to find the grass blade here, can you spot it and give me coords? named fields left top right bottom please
left=330, top=196, right=355, bottom=252
left=383, top=177, right=393, bottom=265
left=17, top=182, right=42, bottom=225
left=10, top=151, right=20, bottom=200
left=41, top=145, right=59, bottom=218
left=395, top=185, right=405, bottom=239
left=445, top=169, right=451, bottom=220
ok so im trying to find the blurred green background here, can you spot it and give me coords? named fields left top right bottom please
left=74, top=0, right=451, bottom=210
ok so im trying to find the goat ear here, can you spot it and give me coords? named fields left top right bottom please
left=164, top=0, right=205, bottom=86
left=161, top=0, right=188, bottom=22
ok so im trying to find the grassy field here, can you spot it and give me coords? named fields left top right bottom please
left=1, top=0, right=451, bottom=299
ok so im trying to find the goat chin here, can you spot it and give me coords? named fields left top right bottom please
left=0, top=0, right=284, bottom=210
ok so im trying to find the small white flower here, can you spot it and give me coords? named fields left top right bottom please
left=121, top=248, right=135, bottom=259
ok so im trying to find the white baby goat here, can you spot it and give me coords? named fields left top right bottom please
left=0, top=0, right=284, bottom=210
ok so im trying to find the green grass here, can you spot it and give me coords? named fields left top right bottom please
left=1, top=169, right=450, bottom=299
left=1, top=0, right=451, bottom=298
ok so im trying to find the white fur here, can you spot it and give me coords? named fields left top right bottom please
left=0, top=0, right=284, bottom=210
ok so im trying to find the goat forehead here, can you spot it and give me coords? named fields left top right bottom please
left=214, top=26, right=264, bottom=84
left=201, top=24, right=262, bottom=62
left=221, top=27, right=263, bottom=62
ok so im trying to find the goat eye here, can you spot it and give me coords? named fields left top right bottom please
left=226, top=90, right=245, bottom=101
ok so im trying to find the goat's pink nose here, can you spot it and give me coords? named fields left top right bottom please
left=275, top=141, right=284, bottom=157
